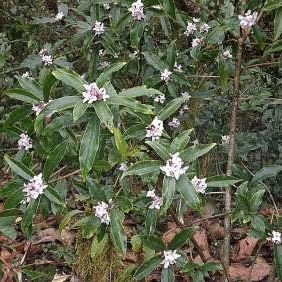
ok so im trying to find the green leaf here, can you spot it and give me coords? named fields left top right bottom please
left=252, top=165, right=282, bottom=183
left=21, top=200, right=38, bottom=239
left=119, top=86, right=164, bottom=98
left=264, top=0, right=282, bottom=11
left=18, top=77, right=43, bottom=99
left=143, top=52, right=167, bottom=71
left=180, top=144, right=216, bottom=163
left=0, top=217, right=17, bottom=240
left=82, top=215, right=100, bottom=239
left=5, top=88, right=41, bottom=103
left=4, top=154, right=34, bottom=180
left=43, top=141, right=67, bottom=179
left=162, top=176, right=175, bottom=212
left=93, top=101, right=114, bottom=130
left=52, top=68, right=86, bottom=91
left=0, top=209, right=22, bottom=217
left=251, top=215, right=265, bottom=233
left=42, top=96, right=82, bottom=116
left=206, top=175, right=242, bottom=187
left=96, top=62, right=127, bottom=87
left=176, top=176, right=201, bottom=208
left=130, top=21, right=145, bottom=48
left=274, top=8, right=282, bottom=40
left=134, top=255, right=163, bottom=279
left=79, top=117, right=100, bottom=179
left=274, top=245, right=282, bottom=279
left=91, top=233, right=109, bottom=259
left=121, top=160, right=162, bottom=179
left=59, top=210, right=84, bottom=230
left=143, top=235, right=165, bottom=251
left=113, top=128, right=128, bottom=161
left=162, top=0, right=176, bottom=19
left=110, top=209, right=127, bottom=255
left=170, top=129, right=193, bottom=153
left=264, top=40, right=282, bottom=54
left=5, top=105, right=32, bottom=127
left=158, top=97, right=185, bottom=120
left=252, top=25, right=266, bottom=50
left=146, top=141, right=170, bottom=160
left=44, top=187, right=64, bottom=206
left=42, top=72, right=57, bottom=101
left=168, top=228, right=194, bottom=249
left=107, top=96, right=154, bottom=114
left=250, top=190, right=265, bottom=211
left=73, top=102, right=89, bottom=122
left=161, top=267, right=175, bottom=282
left=145, top=208, right=158, bottom=234
left=166, top=41, right=176, bottom=69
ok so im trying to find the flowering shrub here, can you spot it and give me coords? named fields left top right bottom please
left=1, top=0, right=282, bottom=280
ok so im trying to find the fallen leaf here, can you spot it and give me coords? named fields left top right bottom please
left=208, top=222, right=224, bottom=239
left=60, top=229, right=75, bottom=246
left=192, top=229, right=211, bottom=261
left=236, top=236, right=259, bottom=261
left=162, top=223, right=181, bottom=245
left=52, top=273, right=71, bottom=282
left=201, top=199, right=216, bottom=217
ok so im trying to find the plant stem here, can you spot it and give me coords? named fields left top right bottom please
left=48, top=169, right=80, bottom=183
left=223, top=37, right=243, bottom=278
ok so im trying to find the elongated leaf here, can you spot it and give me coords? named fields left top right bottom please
left=180, top=144, right=216, bottom=163
left=162, top=176, right=175, bottom=212
left=145, top=208, right=158, bottom=234
left=0, top=217, right=17, bottom=240
left=0, top=209, right=22, bottom=217
left=274, top=245, right=282, bottom=279
left=42, top=96, right=82, bottom=116
left=264, top=40, right=282, bottom=54
left=107, top=96, right=154, bottom=114
left=121, top=160, right=162, bottom=179
left=170, top=129, right=193, bottom=153
left=130, top=21, right=144, bottom=48
left=168, top=227, right=194, bottom=249
left=18, top=77, right=43, bottom=99
left=73, top=102, right=89, bottom=122
left=146, top=141, right=170, bottom=160
left=134, top=255, right=163, bottom=279
left=5, top=88, right=40, bottom=103
left=4, top=155, right=34, bottom=180
left=93, top=101, right=114, bottom=130
left=176, top=176, right=201, bottom=208
left=59, top=210, right=84, bottom=230
left=274, top=8, right=282, bottom=40
left=96, top=62, right=127, bottom=87
left=42, top=71, right=57, bottom=101
left=79, top=117, right=100, bottom=179
left=113, top=128, right=128, bottom=160
left=166, top=41, right=176, bottom=68
left=143, top=235, right=165, bottom=251
left=252, top=165, right=282, bottom=183
left=82, top=215, right=100, bottom=239
left=43, top=141, right=68, bottom=179
left=143, top=52, right=167, bottom=71
left=161, top=267, right=175, bottom=282
left=52, top=68, right=86, bottom=91
left=162, top=0, right=176, bottom=19
left=119, top=86, right=164, bottom=98
left=91, top=233, right=109, bottom=259
left=5, top=105, right=31, bottom=127
left=44, top=187, right=64, bottom=206
left=207, top=175, right=242, bottom=187
left=21, top=200, right=39, bottom=239
left=158, top=97, right=185, bottom=120
left=110, top=209, right=127, bottom=255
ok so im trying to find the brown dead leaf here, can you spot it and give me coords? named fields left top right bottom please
left=236, top=236, right=259, bottom=261
left=124, top=251, right=139, bottom=263
left=229, top=257, right=271, bottom=281
left=192, top=229, right=211, bottom=261
left=32, top=228, right=63, bottom=245
left=201, top=199, right=216, bottom=217
left=162, top=224, right=181, bottom=245
left=60, top=229, right=75, bottom=246
left=51, top=273, right=71, bottom=282
left=208, top=222, right=224, bottom=239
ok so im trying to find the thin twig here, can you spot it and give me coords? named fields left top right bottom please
left=244, top=61, right=280, bottom=69
left=187, top=212, right=229, bottom=226
left=247, top=240, right=264, bottom=282
left=48, top=169, right=80, bottom=184
left=49, top=165, right=67, bottom=179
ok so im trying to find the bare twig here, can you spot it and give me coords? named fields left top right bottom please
left=244, top=61, right=280, bottom=69
left=49, top=165, right=67, bottom=179
left=48, top=169, right=80, bottom=184
left=188, top=212, right=229, bottom=226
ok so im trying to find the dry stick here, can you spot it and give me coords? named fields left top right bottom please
left=247, top=240, right=264, bottom=282
left=188, top=212, right=229, bottom=226
left=244, top=61, right=280, bottom=69
left=223, top=37, right=244, bottom=280
left=48, top=169, right=80, bottom=184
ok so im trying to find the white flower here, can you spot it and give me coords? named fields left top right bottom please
left=179, top=105, right=189, bottom=115
left=100, top=61, right=110, bottom=68
left=181, top=92, right=191, bottom=100
left=32, top=101, right=48, bottom=116
left=146, top=189, right=156, bottom=198
left=200, top=23, right=210, bottom=33
left=154, top=94, right=166, bottom=104
left=192, top=37, right=202, bottom=47
left=129, top=51, right=138, bottom=59
left=192, top=139, right=199, bottom=146
left=160, top=153, right=188, bottom=180
left=129, top=0, right=145, bottom=20
left=41, top=54, right=53, bottom=66
left=93, top=21, right=105, bottom=35
left=17, top=133, right=32, bottom=151
left=267, top=231, right=281, bottom=244
left=221, top=135, right=230, bottom=145
left=238, top=10, right=258, bottom=29
left=223, top=50, right=232, bottom=59
left=174, top=62, right=183, bottom=72
left=39, top=48, right=48, bottom=57
left=94, top=201, right=110, bottom=225
left=161, top=250, right=181, bottom=268
left=168, top=118, right=180, bottom=128
left=184, top=22, right=197, bottom=36
left=22, top=173, right=47, bottom=204
left=119, top=162, right=128, bottom=172
left=55, top=11, right=64, bottom=21
left=191, top=176, right=207, bottom=194
left=103, top=3, right=111, bottom=10
left=21, top=71, right=34, bottom=80
left=82, top=83, right=109, bottom=103
left=192, top=17, right=200, bottom=23
left=146, top=116, right=163, bottom=141
left=99, top=49, right=106, bottom=57
left=161, top=69, right=172, bottom=82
